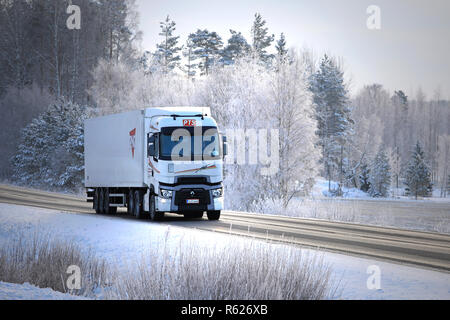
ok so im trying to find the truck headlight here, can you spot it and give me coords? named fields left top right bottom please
left=160, top=189, right=173, bottom=199
left=212, top=188, right=223, bottom=198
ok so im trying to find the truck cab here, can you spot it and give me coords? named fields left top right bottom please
left=144, top=107, right=226, bottom=220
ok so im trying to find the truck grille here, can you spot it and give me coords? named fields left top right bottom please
left=175, top=188, right=210, bottom=211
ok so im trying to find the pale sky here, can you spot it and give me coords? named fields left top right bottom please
left=136, top=0, right=450, bottom=99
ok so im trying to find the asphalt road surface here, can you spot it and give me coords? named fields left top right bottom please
left=0, top=184, right=449, bottom=272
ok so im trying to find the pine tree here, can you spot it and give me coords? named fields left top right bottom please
left=275, top=33, right=288, bottom=62
left=188, top=29, right=223, bottom=75
left=251, top=13, right=274, bottom=65
left=11, top=99, right=87, bottom=191
left=309, top=54, right=353, bottom=191
left=405, top=142, right=433, bottom=199
left=392, top=90, right=408, bottom=110
left=359, top=160, right=371, bottom=192
left=155, top=15, right=182, bottom=73
left=182, top=37, right=197, bottom=78
left=220, top=30, right=251, bottom=66
left=369, top=148, right=391, bottom=197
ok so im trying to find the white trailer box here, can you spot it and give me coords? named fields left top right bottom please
left=85, top=110, right=145, bottom=188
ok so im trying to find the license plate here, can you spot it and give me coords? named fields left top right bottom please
left=186, top=199, right=200, bottom=204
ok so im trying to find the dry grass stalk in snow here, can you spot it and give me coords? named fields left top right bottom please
left=109, top=231, right=337, bottom=300
left=0, top=232, right=108, bottom=297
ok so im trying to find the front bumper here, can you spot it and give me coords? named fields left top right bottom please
left=156, top=184, right=224, bottom=213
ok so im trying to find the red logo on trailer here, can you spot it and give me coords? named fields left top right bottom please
left=129, top=128, right=136, bottom=158
left=183, top=119, right=197, bottom=127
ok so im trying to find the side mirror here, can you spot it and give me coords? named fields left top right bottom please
left=148, top=134, right=156, bottom=157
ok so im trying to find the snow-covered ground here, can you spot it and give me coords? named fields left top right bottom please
left=0, top=203, right=449, bottom=300
left=0, top=282, right=86, bottom=300
left=311, top=178, right=370, bottom=199
left=311, top=178, right=450, bottom=201
left=250, top=178, right=450, bottom=234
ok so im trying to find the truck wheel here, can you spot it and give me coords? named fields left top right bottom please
left=149, top=194, right=164, bottom=221
left=103, top=188, right=110, bottom=214
left=133, top=190, right=143, bottom=219
left=98, top=188, right=105, bottom=214
left=207, top=211, right=221, bottom=221
left=127, top=189, right=134, bottom=215
left=94, top=188, right=100, bottom=214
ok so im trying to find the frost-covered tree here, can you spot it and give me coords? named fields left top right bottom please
left=89, top=59, right=142, bottom=113
left=405, top=142, right=433, bottom=199
left=436, top=134, right=449, bottom=197
left=90, top=58, right=194, bottom=115
left=309, top=54, right=353, bottom=191
left=155, top=15, right=182, bottom=73
left=251, top=13, right=274, bottom=65
left=447, top=174, right=450, bottom=195
left=275, top=33, right=288, bottom=61
left=11, top=99, right=88, bottom=191
left=269, top=54, right=320, bottom=206
left=196, top=53, right=319, bottom=209
left=182, top=37, right=197, bottom=78
left=359, top=160, right=371, bottom=192
left=368, top=147, right=391, bottom=197
left=220, top=30, right=251, bottom=66
left=188, top=29, right=223, bottom=75
left=392, top=90, right=408, bottom=108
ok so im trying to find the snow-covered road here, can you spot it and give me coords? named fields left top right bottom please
left=0, top=203, right=449, bottom=300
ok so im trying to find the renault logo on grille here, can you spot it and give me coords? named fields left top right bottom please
left=190, top=191, right=195, bottom=197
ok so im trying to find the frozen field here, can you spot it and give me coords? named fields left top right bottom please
left=252, top=179, right=450, bottom=234
left=0, top=203, right=449, bottom=300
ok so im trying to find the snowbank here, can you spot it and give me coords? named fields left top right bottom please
left=0, top=282, right=87, bottom=300
left=312, top=178, right=372, bottom=199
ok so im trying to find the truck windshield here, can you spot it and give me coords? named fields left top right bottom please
left=159, top=126, right=221, bottom=161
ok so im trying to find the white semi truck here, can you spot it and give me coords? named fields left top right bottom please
left=84, top=107, right=227, bottom=221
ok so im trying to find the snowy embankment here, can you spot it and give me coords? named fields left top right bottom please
left=0, top=203, right=449, bottom=300
left=0, top=282, right=85, bottom=300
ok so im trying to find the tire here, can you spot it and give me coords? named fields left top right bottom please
left=98, top=188, right=105, bottom=214
left=94, top=188, right=100, bottom=214
left=133, top=190, right=143, bottom=219
left=127, top=189, right=134, bottom=215
left=103, top=188, right=110, bottom=214
left=207, top=211, right=221, bottom=221
left=149, top=194, right=164, bottom=221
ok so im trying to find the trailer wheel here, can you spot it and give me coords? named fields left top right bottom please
left=149, top=194, right=164, bottom=221
left=98, top=188, right=105, bottom=214
left=207, top=211, right=221, bottom=221
left=133, top=190, right=143, bottom=219
left=103, top=188, right=110, bottom=214
left=94, top=188, right=100, bottom=214
left=127, top=189, right=134, bottom=215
